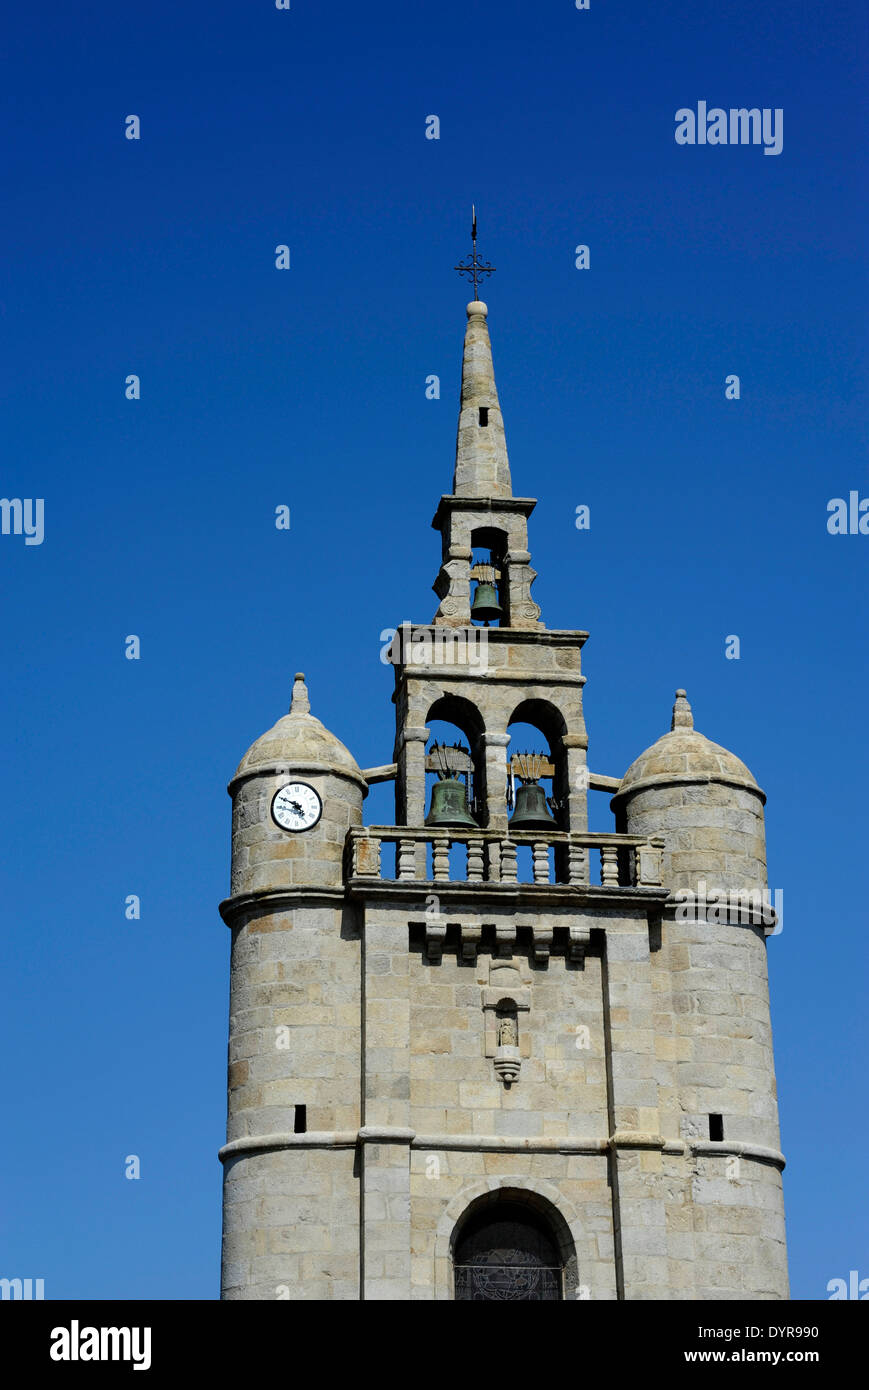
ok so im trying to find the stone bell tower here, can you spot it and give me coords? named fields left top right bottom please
left=219, top=267, right=789, bottom=1300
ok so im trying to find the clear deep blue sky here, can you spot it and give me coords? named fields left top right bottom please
left=1, top=1, right=866, bottom=1300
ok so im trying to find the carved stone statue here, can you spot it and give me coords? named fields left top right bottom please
left=498, top=1016, right=517, bottom=1047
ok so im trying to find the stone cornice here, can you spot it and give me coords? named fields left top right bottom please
left=219, top=1130, right=785, bottom=1170
left=395, top=665, right=587, bottom=688
left=345, top=878, right=668, bottom=911
left=219, top=1132, right=357, bottom=1160
left=662, top=893, right=779, bottom=934
left=391, top=621, right=589, bottom=648
left=218, top=879, right=670, bottom=926
left=219, top=886, right=347, bottom=927
left=431, top=494, right=538, bottom=528
left=690, top=1139, right=785, bottom=1168
left=611, top=770, right=766, bottom=806
left=228, top=759, right=369, bottom=797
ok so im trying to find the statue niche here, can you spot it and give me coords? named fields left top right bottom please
left=494, top=1007, right=520, bottom=1085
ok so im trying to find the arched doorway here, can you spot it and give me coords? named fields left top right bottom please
left=453, top=1197, right=564, bottom=1301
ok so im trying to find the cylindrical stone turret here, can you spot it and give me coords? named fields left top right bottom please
left=611, top=690, right=788, bottom=1299
left=219, top=674, right=367, bottom=1300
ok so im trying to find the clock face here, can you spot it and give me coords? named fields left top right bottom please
left=271, top=782, right=322, bottom=833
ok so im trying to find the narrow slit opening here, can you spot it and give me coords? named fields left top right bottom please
left=294, top=1104, right=307, bottom=1134
left=709, top=1113, right=724, bottom=1141
left=478, top=406, right=489, bottom=426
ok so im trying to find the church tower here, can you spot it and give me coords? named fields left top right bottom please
left=219, top=263, right=789, bottom=1300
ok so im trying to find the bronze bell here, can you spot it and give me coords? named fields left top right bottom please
left=470, top=579, right=502, bottom=625
left=509, top=781, right=558, bottom=830
left=425, top=776, right=478, bottom=828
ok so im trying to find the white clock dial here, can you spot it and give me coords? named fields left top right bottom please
left=271, top=782, right=322, bottom=833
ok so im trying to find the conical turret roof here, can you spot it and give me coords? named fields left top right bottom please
left=613, top=690, right=764, bottom=803
left=230, top=673, right=363, bottom=790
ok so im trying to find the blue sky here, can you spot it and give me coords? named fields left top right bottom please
left=1, top=0, right=865, bottom=1299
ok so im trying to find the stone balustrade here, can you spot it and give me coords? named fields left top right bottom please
left=346, top=825, right=664, bottom=889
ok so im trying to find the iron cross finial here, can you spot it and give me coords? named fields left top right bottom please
left=454, top=204, right=496, bottom=299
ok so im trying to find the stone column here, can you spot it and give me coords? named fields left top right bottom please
left=397, top=725, right=429, bottom=826
left=361, top=914, right=412, bottom=1299
left=563, top=732, right=589, bottom=833
left=397, top=725, right=429, bottom=877
left=482, top=731, right=510, bottom=878
left=483, top=731, right=511, bottom=830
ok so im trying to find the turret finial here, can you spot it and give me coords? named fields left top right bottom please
left=451, top=218, right=512, bottom=499
left=671, top=688, right=694, bottom=731
left=291, top=672, right=311, bottom=714
left=454, top=205, right=496, bottom=302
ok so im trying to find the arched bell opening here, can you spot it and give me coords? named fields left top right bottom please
left=507, top=701, right=573, bottom=879
left=424, top=695, right=487, bottom=831
left=506, top=705, right=568, bottom=828
left=451, top=1188, right=576, bottom=1301
left=469, top=526, right=509, bottom=627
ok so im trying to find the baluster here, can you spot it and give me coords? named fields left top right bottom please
left=532, top=841, right=550, bottom=884
left=600, top=844, right=619, bottom=886
left=568, top=842, right=589, bottom=885
left=500, top=840, right=518, bottom=884
left=466, top=838, right=485, bottom=883
left=397, top=838, right=417, bottom=881
left=432, top=837, right=450, bottom=881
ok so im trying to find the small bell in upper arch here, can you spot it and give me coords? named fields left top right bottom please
left=470, top=580, right=502, bottom=624
left=470, top=562, right=503, bottom=625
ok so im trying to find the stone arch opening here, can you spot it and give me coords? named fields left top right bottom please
left=507, top=698, right=569, bottom=830
left=470, top=525, right=509, bottom=627
left=425, top=693, right=488, bottom=826
left=449, top=1187, right=577, bottom=1301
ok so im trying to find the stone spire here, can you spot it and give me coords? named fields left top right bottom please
left=671, top=688, right=694, bottom=731
left=452, top=301, right=513, bottom=498
left=431, top=295, right=542, bottom=629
